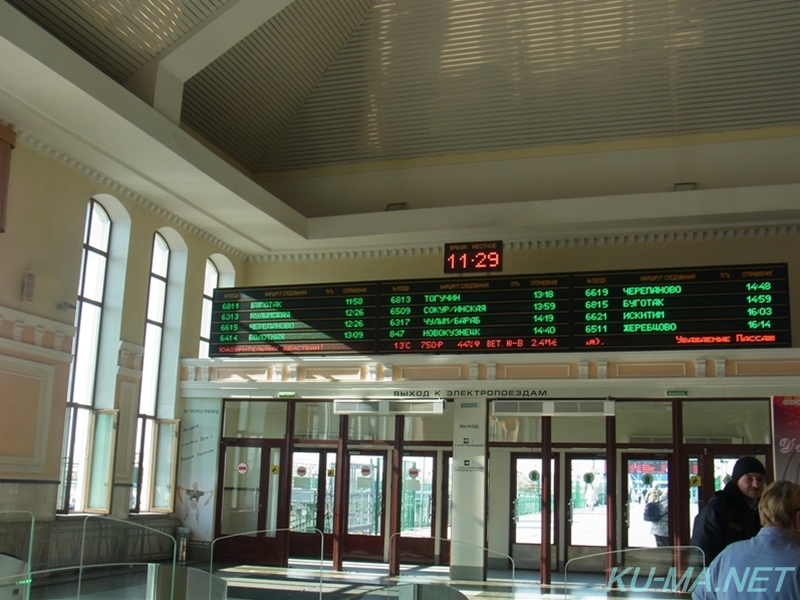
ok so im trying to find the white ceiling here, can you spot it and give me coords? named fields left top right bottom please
left=0, top=0, right=798, bottom=258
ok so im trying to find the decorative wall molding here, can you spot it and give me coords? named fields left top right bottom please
left=16, top=129, right=800, bottom=264
left=0, top=355, right=54, bottom=473
left=17, top=131, right=249, bottom=261
left=0, top=305, right=74, bottom=361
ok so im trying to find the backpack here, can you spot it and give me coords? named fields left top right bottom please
left=643, top=501, right=663, bottom=522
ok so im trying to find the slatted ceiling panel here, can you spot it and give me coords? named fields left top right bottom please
left=181, top=0, right=376, bottom=171
left=5, top=0, right=229, bottom=81
left=256, top=0, right=799, bottom=171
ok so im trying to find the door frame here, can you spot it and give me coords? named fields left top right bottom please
left=213, top=438, right=289, bottom=566
left=288, top=448, right=337, bottom=559
left=620, top=452, right=672, bottom=550
left=342, top=449, right=390, bottom=561
left=508, top=452, right=559, bottom=572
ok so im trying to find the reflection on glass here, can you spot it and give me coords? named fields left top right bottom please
left=401, top=456, right=434, bottom=537
left=223, top=401, right=287, bottom=438
left=626, top=458, right=669, bottom=548
left=682, top=400, right=770, bottom=444
left=489, top=415, right=541, bottom=443
left=348, top=455, right=384, bottom=535
left=570, top=458, right=606, bottom=546
left=404, top=403, right=454, bottom=441
left=221, top=446, right=261, bottom=537
left=294, top=402, right=339, bottom=439
left=513, top=458, right=555, bottom=544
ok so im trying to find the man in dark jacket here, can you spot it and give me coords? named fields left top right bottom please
left=690, top=456, right=767, bottom=565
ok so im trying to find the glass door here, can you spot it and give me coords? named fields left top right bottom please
left=511, top=455, right=556, bottom=570
left=289, top=450, right=336, bottom=558
left=622, top=455, right=670, bottom=549
left=343, top=452, right=387, bottom=561
left=214, top=440, right=285, bottom=565
left=566, top=455, right=607, bottom=562
left=397, top=452, right=452, bottom=564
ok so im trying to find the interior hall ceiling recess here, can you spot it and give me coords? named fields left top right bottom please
left=1, top=0, right=799, bottom=256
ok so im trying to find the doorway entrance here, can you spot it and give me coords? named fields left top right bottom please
left=343, top=452, right=388, bottom=561
left=565, top=455, right=607, bottom=569
left=214, top=440, right=285, bottom=564
left=510, top=455, right=556, bottom=571
left=289, top=450, right=336, bottom=558
left=622, top=454, right=671, bottom=549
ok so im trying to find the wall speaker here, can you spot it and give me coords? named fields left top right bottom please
left=22, top=270, right=35, bottom=303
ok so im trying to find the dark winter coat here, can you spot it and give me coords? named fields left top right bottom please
left=690, top=481, right=761, bottom=565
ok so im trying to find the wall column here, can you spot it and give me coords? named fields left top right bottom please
left=450, top=397, right=487, bottom=581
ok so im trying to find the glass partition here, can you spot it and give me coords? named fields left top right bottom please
left=223, top=401, right=287, bottom=438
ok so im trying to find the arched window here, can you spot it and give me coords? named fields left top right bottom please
left=199, top=259, right=218, bottom=358
left=59, top=197, right=130, bottom=514
left=199, top=254, right=235, bottom=358
left=131, top=229, right=185, bottom=513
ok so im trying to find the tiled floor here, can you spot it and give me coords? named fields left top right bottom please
left=23, top=560, right=689, bottom=599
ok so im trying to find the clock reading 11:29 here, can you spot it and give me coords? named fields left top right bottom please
left=444, top=240, right=503, bottom=273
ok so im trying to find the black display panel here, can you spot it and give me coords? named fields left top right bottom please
left=209, top=263, right=791, bottom=356
left=378, top=274, right=570, bottom=352
left=211, top=283, right=378, bottom=355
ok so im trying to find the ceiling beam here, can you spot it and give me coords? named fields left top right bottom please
left=124, top=0, right=295, bottom=124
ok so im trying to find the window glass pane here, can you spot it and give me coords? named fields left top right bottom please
left=204, top=259, right=219, bottom=296
left=293, top=402, right=339, bottom=439
left=348, top=415, right=395, bottom=441
left=489, top=415, right=542, bottom=443
left=87, top=411, right=117, bottom=511
left=223, top=401, right=287, bottom=438
left=552, top=416, right=605, bottom=443
left=147, top=277, right=167, bottom=323
left=88, top=201, right=111, bottom=250
left=68, top=408, right=92, bottom=513
left=131, top=418, right=144, bottom=510
left=139, top=418, right=155, bottom=511
left=82, top=251, right=107, bottom=303
left=152, top=422, right=178, bottom=511
left=682, top=400, right=770, bottom=444
left=404, top=402, right=454, bottom=441
left=140, top=323, right=163, bottom=416
left=151, top=233, right=169, bottom=277
left=616, top=402, right=673, bottom=444
left=72, top=303, right=101, bottom=406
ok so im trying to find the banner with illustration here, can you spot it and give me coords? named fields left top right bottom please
left=176, top=398, right=222, bottom=544
left=772, top=396, right=800, bottom=482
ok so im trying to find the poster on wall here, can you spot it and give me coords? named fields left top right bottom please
left=772, top=396, right=800, bottom=482
left=177, top=399, right=222, bottom=544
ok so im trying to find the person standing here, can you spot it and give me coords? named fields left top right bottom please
left=691, top=480, right=800, bottom=600
left=690, top=456, right=766, bottom=565
left=645, top=484, right=669, bottom=547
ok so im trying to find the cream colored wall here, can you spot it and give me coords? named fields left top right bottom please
left=1, top=144, right=246, bottom=350
left=0, top=143, right=245, bottom=515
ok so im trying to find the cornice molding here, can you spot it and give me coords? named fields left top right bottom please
left=252, top=225, right=800, bottom=262
left=14, top=129, right=800, bottom=265
left=17, top=130, right=249, bottom=261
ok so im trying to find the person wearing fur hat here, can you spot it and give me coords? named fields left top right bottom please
left=690, top=456, right=767, bottom=565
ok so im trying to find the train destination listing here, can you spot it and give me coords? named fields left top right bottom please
left=209, top=263, right=791, bottom=356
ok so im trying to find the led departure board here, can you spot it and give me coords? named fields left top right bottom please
left=209, top=263, right=791, bottom=356
left=211, top=283, right=378, bottom=355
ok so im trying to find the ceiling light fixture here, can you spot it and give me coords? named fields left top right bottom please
left=385, top=202, right=407, bottom=211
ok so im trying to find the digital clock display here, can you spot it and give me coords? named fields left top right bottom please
left=209, top=263, right=791, bottom=356
left=444, top=241, right=503, bottom=273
